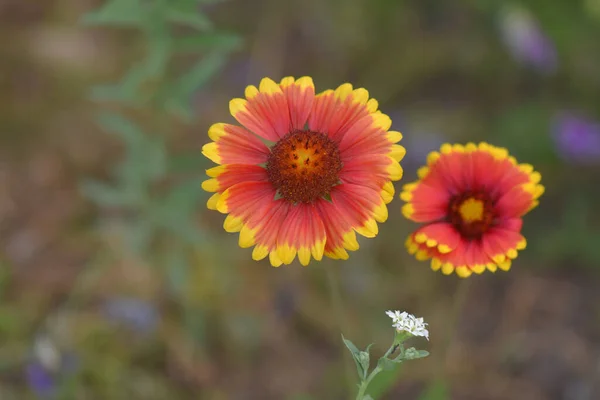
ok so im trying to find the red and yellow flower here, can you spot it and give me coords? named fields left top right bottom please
left=202, top=77, right=404, bottom=266
left=401, top=143, right=543, bottom=277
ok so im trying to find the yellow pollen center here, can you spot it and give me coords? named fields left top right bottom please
left=448, top=191, right=495, bottom=239
left=295, top=149, right=312, bottom=169
left=458, top=198, right=485, bottom=223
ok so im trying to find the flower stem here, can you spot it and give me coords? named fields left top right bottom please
left=355, top=342, right=397, bottom=400
left=356, top=365, right=382, bottom=400
left=436, top=279, right=471, bottom=382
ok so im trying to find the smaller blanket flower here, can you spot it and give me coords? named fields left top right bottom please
left=401, top=142, right=544, bottom=277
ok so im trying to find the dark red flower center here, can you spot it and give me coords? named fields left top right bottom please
left=266, top=130, right=342, bottom=203
left=448, top=191, right=495, bottom=239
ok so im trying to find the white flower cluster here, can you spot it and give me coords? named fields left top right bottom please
left=386, top=310, right=429, bottom=340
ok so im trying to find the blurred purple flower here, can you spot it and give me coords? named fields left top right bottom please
left=102, top=297, right=159, bottom=334
left=553, top=112, right=600, bottom=164
left=26, top=361, right=55, bottom=398
left=498, top=6, right=557, bottom=74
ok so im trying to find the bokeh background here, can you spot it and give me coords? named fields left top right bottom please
left=1, top=0, right=600, bottom=399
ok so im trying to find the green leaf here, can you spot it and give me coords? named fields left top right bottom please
left=90, top=64, right=150, bottom=103
left=139, top=136, right=168, bottom=181
left=163, top=51, right=229, bottom=120
left=417, top=350, right=430, bottom=358
left=363, top=396, right=374, bottom=400
left=341, top=335, right=366, bottom=380
left=96, top=112, right=166, bottom=185
left=359, top=343, right=374, bottom=377
left=96, top=113, right=145, bottom=148
left=142, top=30, right=172, bottom=78
left=166, top=7, right=213, bottom=30
left=377, top=357, right=400, bottom=371
left=126, top=218, right=156, bottom=254
left=173, top=32, right=242, bottom=53
left=81, top=0, right=145, bottom=26
left=80, top=180, right=134, bottom=207
left=171, top=51, right=228, bottom=99
left=168, top=152, right=209, bottom=173
left=91, top=33, right=170, bottom=104
left=156, top=180, right=207, bottom=243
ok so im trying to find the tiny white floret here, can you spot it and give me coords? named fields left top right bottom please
left=386, top=310, right=429, bottom=340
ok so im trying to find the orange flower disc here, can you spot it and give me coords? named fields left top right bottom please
left=267, top=130, right=342, bottom=203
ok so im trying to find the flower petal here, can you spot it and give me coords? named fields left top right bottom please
left=202, top=164, right=268, bottom=194
left=248, top=200, right=292, bottom=266
left=412, top=222, right=462, bottom=254
left=229, top=78, right=291, bottom=141
left=280, top=76, right=315, bottom=131
left=481, top=218, right=527, bottom=264
left=330, top=183, right=383, bottom=238
left=315, top=198, right=359, bottom=260
left=495, top=182, right=545, bottom=218
left=216, top=181, right=275, bottom=217
left=308, top=85, right=373, bottom=143
left=400, top=181, right=450, bottom=223
left=339, top=154, right=394, bottom=191
left=433, top=239, right=491, bottom=278
left=338, top=112, right=394, bottom=157
left=275, top=204, right=326, bottom=266
left=202, top=123, right=270, bottom=165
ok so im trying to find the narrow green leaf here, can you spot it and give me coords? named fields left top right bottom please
left=91, top=31, right=170, bottom=104
left=81, top=0, right=145, bottom=26
left=163, top=51, right=229, bottom=119
left=127, top=218, right=156, bottom=255
left=171, top=51, right=227, bottom=99
left=166, top=8, right=213, bottom=30
left=96, top=113, right=145, bottom=146
left=90, top=64, right=152, bottom=103
left=358, top=343, right=374, bottom=380
left=173, top=32, right=242, bottom=53
left=143, top=31, right=172, bottom=78
left=168, top=152, right=209, bottom=173
left=80, top=180, right=132, bottom=207
left=377, top=357, right=399, bottom=371
left=341, top=335, right=365, bottom=379
left=156, top=180, right=207, bottom=243
left=141, top=136, right=168, bottom=181
left=341, top=335, right=361, bottom=356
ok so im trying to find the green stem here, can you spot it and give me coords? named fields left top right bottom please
left=356, top=365, right=382, bottom=400
left=355, top=342, right=398, bottom=400
left=436, top=279, right=471, bottom=381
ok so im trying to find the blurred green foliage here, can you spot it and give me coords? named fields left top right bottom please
left=81, top=0, right=240, bottom=282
